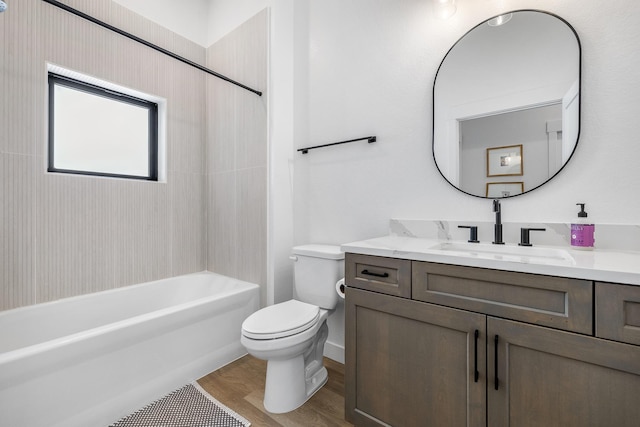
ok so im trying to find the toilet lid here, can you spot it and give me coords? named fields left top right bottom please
left=242, top=300, right=320, bottom=340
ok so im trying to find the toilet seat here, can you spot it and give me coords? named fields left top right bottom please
left=242, top=300, right=320, bottom=340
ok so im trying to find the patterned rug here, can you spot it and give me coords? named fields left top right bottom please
left=109, top=383, right=251, bottom=427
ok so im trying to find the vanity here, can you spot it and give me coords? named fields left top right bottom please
left=343, top=235, right=640, bottom=427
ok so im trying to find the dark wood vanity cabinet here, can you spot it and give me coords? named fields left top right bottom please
left=488, top=317, right=640, bottom=427
left=345, top=253, right=640, bottom=427
left=345, top=286, right=486, bottom=427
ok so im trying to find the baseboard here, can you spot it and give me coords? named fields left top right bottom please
left=323, top=341, right=344, bottom=364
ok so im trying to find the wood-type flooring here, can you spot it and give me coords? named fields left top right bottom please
left=198, top=355, right=354, bottom=427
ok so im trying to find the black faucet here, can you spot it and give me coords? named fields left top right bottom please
left=493, top=200, right=504, bottom=245
left=519, top=228, right=546, bottom=246
left=458, top=225, right=479, bottom=243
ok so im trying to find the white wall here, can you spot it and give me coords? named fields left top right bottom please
left=206, top=1, right=267, bottom=46
left=296, top=0, right=640, bottom=235
left=112, top=0, right=210, bottom=47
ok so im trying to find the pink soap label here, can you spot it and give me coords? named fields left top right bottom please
left=571, top=224, right=595, bottom=247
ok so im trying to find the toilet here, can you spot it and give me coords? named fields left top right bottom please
left=240, top=244, right=344, bottom=414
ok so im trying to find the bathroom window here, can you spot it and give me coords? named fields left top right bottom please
left=48, top=73, right=159, bottom=181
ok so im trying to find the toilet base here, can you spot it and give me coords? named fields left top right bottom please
left=263, top=360, right=328, bottom=413
left=263, top=321, right=329, bottom=413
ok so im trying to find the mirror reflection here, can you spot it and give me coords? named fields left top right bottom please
left=433, top=10, right=581, bottom=198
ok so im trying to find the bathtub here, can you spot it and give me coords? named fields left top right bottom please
left=0, top=271, right=259, bottom=427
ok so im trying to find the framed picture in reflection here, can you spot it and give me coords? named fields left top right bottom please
left=486, top=182, right=524, bottom=198
left=487, top=144, right=523, bottom=177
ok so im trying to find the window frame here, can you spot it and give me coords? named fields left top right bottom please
left=48, top=73, right=159, bottom=181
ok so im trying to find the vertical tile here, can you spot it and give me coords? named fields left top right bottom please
left=208, top=171, right=237, bottom=277
left=151, top=182, right=173, bottom=279
left=0, top=154, right=36, bottom=310
left=1, top=0, right=42, bottom=157
left=29, top=0, right=209, bottom=308
left=236, top=89, right=268, bottom=170
left=236, top=167, right=268, bottom=305
left=110, top=179, right=172, bottom=286
left=205, top=8, right=269, bottom=300
left=171, top=172, right=205, bottom=276
left=233, top=11, right=269, bottom=170
left=162, top=59, right=206, bottom=175
left=234, top=9, right=269, bottom=89
left=35, top=174, right=116, bottom=302
left=2, top=0, right=267, bottom=311
left=35, top=176, right=67, bottom=303
left=167, top=117, right=203, bottom=174
left=208, top=78, right=237, bottom=174
left=205, top=28, right=238, bottom=78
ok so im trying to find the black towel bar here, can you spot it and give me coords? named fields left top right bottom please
left=298, top=136, right=376, bottom=154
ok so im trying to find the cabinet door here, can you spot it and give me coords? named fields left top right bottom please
left=488, top=317, right=640, bottom=427
left=346, top=287, right=486, bottom=427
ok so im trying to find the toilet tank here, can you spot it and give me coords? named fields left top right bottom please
left=292, top=244, right=344, bottom=309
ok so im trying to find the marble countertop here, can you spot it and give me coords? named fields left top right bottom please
left=342, top=235, right=640, bottom=286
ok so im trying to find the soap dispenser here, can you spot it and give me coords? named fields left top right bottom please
left=571, top=203, right=595, bottom=250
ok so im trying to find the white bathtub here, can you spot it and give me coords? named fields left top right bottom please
left=0, top=271, right=260, bottom=427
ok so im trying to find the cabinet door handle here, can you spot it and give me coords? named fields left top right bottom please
left=361, top=269, right=389, bottom=278
left=474, top=329, right=479, bottom=382
left=494, top=334, right=500, bottom=390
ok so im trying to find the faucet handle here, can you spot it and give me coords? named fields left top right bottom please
left=458, top=225, right=479, bottom=243
left=519, top=228, right=546, bottom=246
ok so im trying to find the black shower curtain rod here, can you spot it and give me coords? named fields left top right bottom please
left=41, top=0, right=263, bottom=97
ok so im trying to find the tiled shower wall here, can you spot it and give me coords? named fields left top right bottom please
left=1, top=0, right=268, bottom=311
left=206, top=10, right=269, bottom=308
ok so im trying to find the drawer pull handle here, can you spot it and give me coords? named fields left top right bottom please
left=494, top=334, right=500, bottom=390
left=474, top=329, right=479, bottom=383
left=361, top=269, right=389, bottom=278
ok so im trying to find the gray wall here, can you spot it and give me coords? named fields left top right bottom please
left=0, top=0, right=268, bottom=311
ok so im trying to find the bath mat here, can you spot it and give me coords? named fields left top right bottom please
left=109, top=382, right=251, bottom=427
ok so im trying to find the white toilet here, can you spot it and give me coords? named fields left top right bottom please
left=240, top=244, right=344, bottom=414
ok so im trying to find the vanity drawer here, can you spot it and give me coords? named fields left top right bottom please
left=345, top=253, right=411, bottom=298
left=412, top=261, right=593, bottom=334
left=596, top=282, right=640, bottom=346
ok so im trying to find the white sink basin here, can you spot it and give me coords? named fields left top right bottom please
left=428, top=241, right=575, bottom=266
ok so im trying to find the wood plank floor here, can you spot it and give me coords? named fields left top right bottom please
left=197, top=355, right=354, bottom=427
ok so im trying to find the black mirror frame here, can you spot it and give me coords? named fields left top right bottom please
left=432, top=9, right=582, bottom=199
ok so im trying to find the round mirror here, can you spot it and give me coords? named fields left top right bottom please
left=433, top=10, right=581, bottom=198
